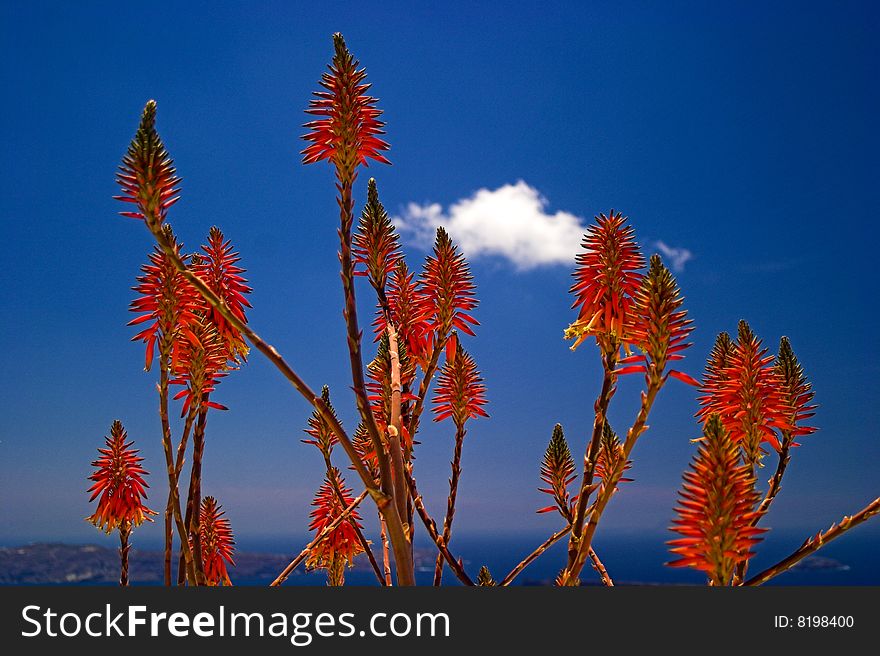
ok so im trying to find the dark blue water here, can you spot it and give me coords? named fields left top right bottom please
left=234, top=529, right=880, bottom=586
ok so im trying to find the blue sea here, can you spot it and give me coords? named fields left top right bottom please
left=232, top=529, right=880, bottom=586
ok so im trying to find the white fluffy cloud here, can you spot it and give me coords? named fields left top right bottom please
left=394, top=181, right=694, bottom=272
left=653, top=240, right=693, bottom=273
left=394, top=181, right=585, bottom=271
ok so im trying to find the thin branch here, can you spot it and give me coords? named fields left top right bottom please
left=561, top=372, right=660, bottom=585
left=563, top=351, right=618, bottom=582
left=500, top=526, right=571, bottom=587
left=754, top=431, right=795, bottom=524
left=270, top=490, right=369, bottom=587
left=157, top=341, right=201, bottom=585
left=588, top=547, right=614, bottom=586
left=379, top=513, right=392, bottom=586
left=404, top=465, right=474, bottom=586
left=743, top=497, right=880, bottom=586
left=164, top=403, right=198, bottom=585
left=387, top=325, right=409, bottom=525
left=118, top=522, right=131, bottom=587
left=434, top=422, right=466, bottom=586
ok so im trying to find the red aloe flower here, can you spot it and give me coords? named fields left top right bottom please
left=374, top=260, right=434, bottom=366
left=698, top=331, right=735, bottom=405
left=351, top=423, right=380, bottom=483
left=128, top=235, right=201, bottom=371
left=618, top=254, right=698, bottom=385
left=537, top=424, right=576, bottom=520
left=170, top=316, right=230, bottom=416
left=86, top=420, right=156, bottom=533
left=307, top=469, right=365, bottom=572
left=565, top=211, right=645, bottom=353
left=302, top=386, right=340, bottom=456
left=193, top=227, right=252, bottom=364
left=301, top=33, right=390, bottom=174
left=668, top=415, right=765, bottom=585
left=594, top=422, right=633, bottom=493
left=697, top=321, right=791, bottom=466
left=198, top=496, right=235, bottom=586
left=432, top=337, right=488, bottom=425
left=774, top=337, right=817, bottom=438
left=114, top=100, right=181, bottom=230
left=420, top=227, right=479, bottom=343
left=354, top=178, right=401, bottom=297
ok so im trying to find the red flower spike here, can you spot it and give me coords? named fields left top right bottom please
left=86, top=420, right=157, bottom=534
left=353, top=178, right=401, bottom=296
left=170, top=316, right=230, bottom=416
left=774, top=337, right=817, bottom=438
left=306, top=468, right=366, bottom=571
left=351, top=423, right=380, bottom=483
left=624, top=254, right=695, bottom=383
left=198, top=496, right=235, bottom=586
left=194, top=227, right=252, bottom=364
left=420, top=227, right=479, bottom=341
left=537, top=424, right=576, bottom=521
left=565, top=211, right=645, bottom=354
left=667, top=415, right=766, bottom=585
left=696, top=332, right=734, bottom=410
left=697, top=322, right=792, bottom=466
left=301, top=33, right=390, bottom=176
left=115, top=100, right=181, bottom=230
left=374, top=260, right=434, bottom=366
left=432, top=337, right=488, bottom=426
left=128, top=233, right=201, bottom=372
left=594, top=422, right=633, bottom=493
left=302, top=386, right=340, bottom=456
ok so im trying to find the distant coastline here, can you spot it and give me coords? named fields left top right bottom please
left=0, top=541, right=864, bottom=586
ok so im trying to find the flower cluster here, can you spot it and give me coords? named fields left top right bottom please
left=306, top=469, right=366, bottom=574
left=565, top=211, right=645, bottom=353
left=86, top=421, right=156, bottom=533
left=198, top=496, right=236, bottom=586
left=668, top=415, right=765, bottom=585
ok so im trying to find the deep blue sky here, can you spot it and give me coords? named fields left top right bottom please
left=1, top=0, right=878, bottom=565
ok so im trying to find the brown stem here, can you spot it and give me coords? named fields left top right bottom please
left=270, top=490, right=368, bottom=586
left=433, top=422, right=466, bottom=586
left=336, top=173, right=413, bottom=586
left=754, top=431, right=795, bottom=524
left=744, top=497, right=880, bottom=586
left=190, top=408, right=208, bottom=581
left=148, top=224, right=412, bottom=587
left=327, top=552, right=346, bottom=586
left=565, top=350, right=618, bottom=578
left=118, top=522, right=131, bottom=587
left=379, top=513, right=393, bottom=586
left=157, top=341, right=201, bottom=586
left=588, top=547, right=614, bottom=586
left=404, top=465, right=474, bottom=586
left=164, top=403, right=198, bottom=586
left=323, top=453, right=385, bottom=585
left=178, top=407, right=208, bottom=585
left=163, top=510, right=172, bottom=587
left=387, top=325, right=409, bottom=525
left=499, top=526, right=571, bottom=586
left=562, top=371, right=660, bottom=586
